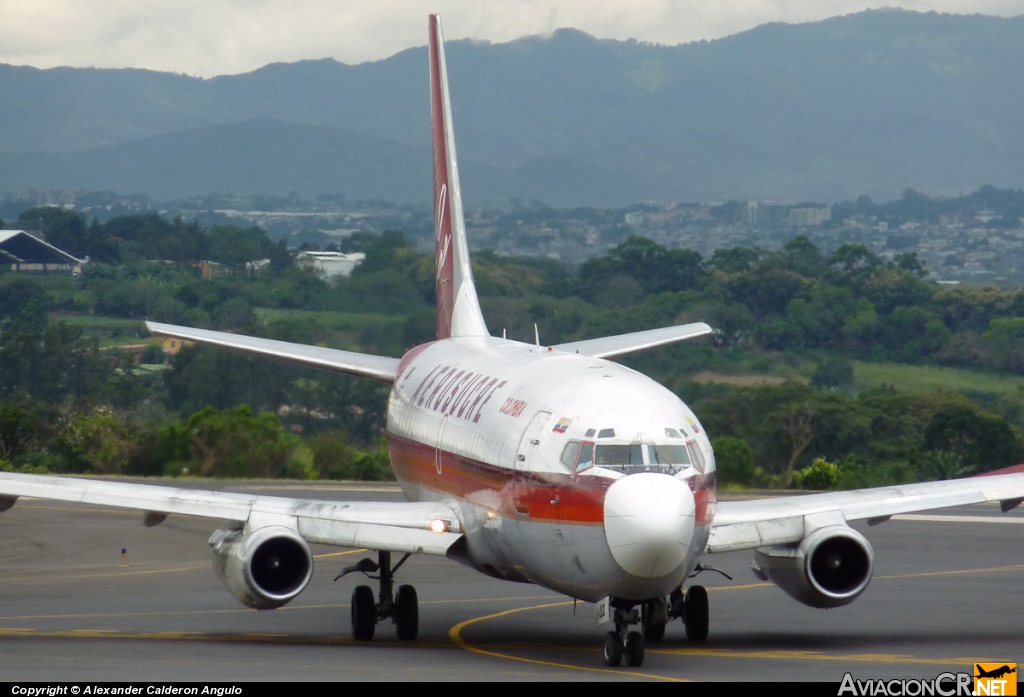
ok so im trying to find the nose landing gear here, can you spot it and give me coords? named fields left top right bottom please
left=602, top=605, right=646, bottom=667
left=336, top=550, right=418, bottom=641
left=604, top=629, right=645, bottom=667
left=601, top=584, right=710, bottom=668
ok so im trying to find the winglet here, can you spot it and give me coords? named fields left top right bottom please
left=429, top=14, right=488, bottom=340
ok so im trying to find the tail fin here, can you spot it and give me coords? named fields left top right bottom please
left=429, top=14, right=488, bottom=340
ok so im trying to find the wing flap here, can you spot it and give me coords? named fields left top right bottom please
left=0, top=472, right=461, bottom=556
left=552, top=322, right=712, bottom=359
left=708, top=472, right=1024, bottom=553
left=146, top=321, right=400, bottom=384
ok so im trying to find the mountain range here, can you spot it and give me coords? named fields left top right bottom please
left=1, top=9, right=1022, bottom=205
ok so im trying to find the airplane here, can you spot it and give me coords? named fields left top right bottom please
left=2, top=14, right=1024, bottom=670
left=976, top=666, right=1017, bottom=680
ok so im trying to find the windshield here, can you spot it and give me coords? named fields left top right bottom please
left=649, top=444, right=691, bottom=466
left=561, top=440, right=702, bottom=475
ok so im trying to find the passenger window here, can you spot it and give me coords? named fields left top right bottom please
left=560, top=441, right=581, bottom=469
left=576, top=442, right=595, bottom=473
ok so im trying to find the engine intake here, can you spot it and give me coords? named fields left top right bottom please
left=752, top=525, right=873, bottom=609
left=210, top=526, right=313, bottom=609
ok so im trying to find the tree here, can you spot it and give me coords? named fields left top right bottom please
left=708, top=246, right=762, bottom=273
left=710, top=436, right=755, bottom=486
left=156, top=405, right=316, bottom=479
left=577, top=236, right=703, bottom=299
left=923, top=402, right=1024, bottom=473
left=812, top=357, right=855, bottom=389
left=0, top=278, right=50, bottom=327
left=781, top=403, right=817, bottom=486
left=0, top=400, right=42, bottom=461
left=52, top=407, right=132, bottom=474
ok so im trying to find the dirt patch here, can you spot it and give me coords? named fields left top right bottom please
left=690, top=370, right=790, bottom=387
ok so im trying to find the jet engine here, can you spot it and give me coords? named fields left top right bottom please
left=751, top=525, right=873, bottom=609
left=209, top=526, right=314, bottom=610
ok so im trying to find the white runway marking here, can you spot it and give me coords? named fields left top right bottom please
left=892, top=514, right=1024, bottom=524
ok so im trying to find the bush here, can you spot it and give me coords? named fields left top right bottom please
left=792, top=457, right=841, bottom=490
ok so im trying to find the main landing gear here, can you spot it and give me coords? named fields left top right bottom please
left=639, top=585, right=710, bottom=646
left=671, top=584, right=709, bottom=642
left=336, top=550, right=418, bottom=641
left=602, top=585, right=710, bottom=668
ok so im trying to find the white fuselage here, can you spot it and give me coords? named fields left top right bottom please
left=385, top=336, right=716, bottom=602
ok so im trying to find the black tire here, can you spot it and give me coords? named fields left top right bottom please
left=603, top=631, right=623, bottom=667
left=642, top=600, right=667, bottom=642
left=625, top=630, right=645, bottom=667
left=684, top=585, right=709, bottom=642
left=395, top=584, right=419, bottom=641
left=351, top=585, right=376, bottom=641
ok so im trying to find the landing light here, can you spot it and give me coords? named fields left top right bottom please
left=430, top=518, right=450, bottom=533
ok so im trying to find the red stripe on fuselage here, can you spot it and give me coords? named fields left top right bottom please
left=386, top=431, right=717, bottom=527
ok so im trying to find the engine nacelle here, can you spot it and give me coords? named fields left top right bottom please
left=751, top=525, right=874, bottom=609
left=209, top=526, right=314, bottom=610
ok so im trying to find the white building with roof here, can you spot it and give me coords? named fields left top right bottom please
left=0, top=230, right=83, bottom=274
left=296, top=251, right=365, bottom=279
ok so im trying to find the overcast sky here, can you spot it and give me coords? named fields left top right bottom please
left=2, top=0, right=1023, bottom=77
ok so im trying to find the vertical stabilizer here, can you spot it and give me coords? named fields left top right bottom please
left=429, top=14, right=489, bottom=340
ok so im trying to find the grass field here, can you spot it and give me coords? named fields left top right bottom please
left=687, top=358, right=1024, bottom=397
left=852, top=361, right=1024, bottom=395
left=50, top=313, right=158, bottom=347
left=254, top=308, right=406, bottom=332
left=52, top=314, right=146, bottom=330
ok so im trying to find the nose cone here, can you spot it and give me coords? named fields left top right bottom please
left=604, top=473, right=696, bottom=579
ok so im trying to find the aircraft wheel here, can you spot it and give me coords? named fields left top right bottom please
left=395, top=584, right=419, bottom=641
left=351, top=585, right=376, bottom=641
left=642, top=599, right=667, bottom=642
left=603, top=631, right=623, bottom=667
left=684, top=585, right=709, bottom=642
left=625, top=630, right=645, bottom=667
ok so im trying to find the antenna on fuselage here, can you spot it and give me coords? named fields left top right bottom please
left=534, top=323, right=540, bottom=346
left=502, top=328, right=507, bottom=340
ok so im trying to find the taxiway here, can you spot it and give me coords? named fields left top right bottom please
left=1, top=480, right=1021, bottom=681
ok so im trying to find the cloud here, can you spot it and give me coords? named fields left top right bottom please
left=1, top=0, right=1023, bottom=77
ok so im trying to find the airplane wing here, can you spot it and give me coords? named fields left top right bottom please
left=552, top=322, right=713, bottom=359
left=706, top=472, right=1024, bottom=553
left=147, top=321, right=400, bottom=383
left=0, top=471, right=461, bottom=555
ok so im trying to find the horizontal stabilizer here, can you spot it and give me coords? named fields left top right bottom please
left=552, top=322, right=713, bottom=359
left=146, top=321, right=400, bottom=383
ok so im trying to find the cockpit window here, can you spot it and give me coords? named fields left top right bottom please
left=687, top=442, right=706, bottom=473
left=597, top=428, right=616, bottom=438
left=585, top=429, right=596, bottom=437
left=576, top=442, right=594, bottom=473
left=664, top=428, right=682, bottom=439
left=648, top=444, right=690, bottom=466
left=595, top=444, right=644, bottom=466
left=560, top=441, right=580, bottom=469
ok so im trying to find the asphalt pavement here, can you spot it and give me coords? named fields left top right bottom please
left=0, top=480, right=1021, bottom=681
